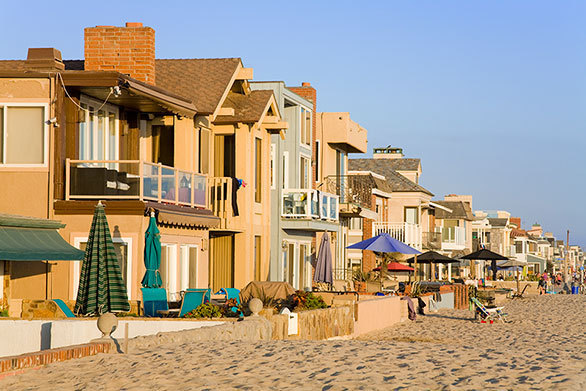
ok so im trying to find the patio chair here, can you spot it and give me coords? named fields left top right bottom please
left=179, top=289, right=210, bottom=317
left=141, top=287, right=169, bottom=317
left=470, top=297, right=507, bottom=323
left=52, top=299, right=75, bottom=318
left=512, top=284, right=530, bottom=298
left=215, top=288, right=241, bottom=304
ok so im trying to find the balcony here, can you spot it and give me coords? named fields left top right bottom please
left=422, top=231, right=441, bottom=250
left=281, top=189, right=339, bottom=221
left=319, top=112, right=367, bottom=153
left=321, top=175, right=373, bottom=211
left=66, top=159, right=207, bottom=208
left=440, top=226, right=466, bottom=250
left=373, top=222, right=422, bottom=250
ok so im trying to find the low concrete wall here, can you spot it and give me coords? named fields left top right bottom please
left=262, top=306, right=354, bottom=340
left=0, top=318, right=225, bottom=358
left=18, top=300, right=143, bottom=319
left=353, top=296, right=403, bottom=336
left=434, top=292, right=454, bottom=310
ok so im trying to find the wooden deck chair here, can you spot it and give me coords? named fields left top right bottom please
left=470, top=297, right=507, bottom=323
left=53, top=299, right=76, bottom=318
left=179, top=290, right=210, bottom=317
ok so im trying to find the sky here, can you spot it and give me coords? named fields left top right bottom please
left=2, top=1, right=585, bottom=246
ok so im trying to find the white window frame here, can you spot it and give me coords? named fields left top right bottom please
left=299, top=105, right=312, bottom=147
left=78, top=95, right=119, bottom=164
left=180, top=244, right=199, bottom=291
left=73, top=236, right=133, bottom=300
left=299, top=153, right=311, bottom=189
left=161, top=243, right=179, bottom=300
left=0, top=102, right=49, bottom=167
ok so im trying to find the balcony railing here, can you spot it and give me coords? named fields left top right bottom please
left=422, top=231, right=442, bottom=250
left=373, top=222, right=422, bottom=250
left=281, top=189, right=339, bottom=221
left=208, top=177, right=233, bottom=229
left=66, top=159, right=207, bottom=208
left=320, top=175, right=372, bottom=210
left=440, top=226, right=466, bottom=249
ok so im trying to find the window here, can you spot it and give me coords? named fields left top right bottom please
left=0, top=104, right=47, bottom=165
left=254, top=236, right=262, bottom=281
left=160, top=243, right=178, bottom=300
left=315, top=139, right=321, bottom=183
left=300, top=107, right=311, bottom=146
left=78, top=97, right=119, bottom=164
left=300, top=156, right=310, bottom=189
left=255, top=138, right=262, bottom=203
left=74, top=236, right=132, bottom=299
left=282, top=151, right=289, bottom=189
left=270, top=143, right=276, bottom=190
left=180, top=245, right=198, bottom=290
left=404, top=207, right=419, bottom=225
left=349, top=217, right=363, bottom=231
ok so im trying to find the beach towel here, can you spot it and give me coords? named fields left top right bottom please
left=401, top=296, right=416, bottom=321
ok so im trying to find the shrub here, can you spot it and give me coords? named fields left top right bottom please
left=185, top=303, right=223, bottom=319
left=281, top=290, right=327, bottom=312
left=222, top=298, right=242, bottom=318
left=0, top=308, right=8, bottom=317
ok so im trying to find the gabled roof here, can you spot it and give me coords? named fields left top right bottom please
left=214, top=90, right=275, bottom=124
left=434, top=201, right=473, bottom=220
left=348, top=159, right=433, bottom=196
left=155, top=58, right=241, bottom=115
left=353, top=158, right=421, bottom=172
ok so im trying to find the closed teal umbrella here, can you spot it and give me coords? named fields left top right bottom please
left=141, top=214, right=162, bottom=288
left=74, top=203, right=130, bottom=315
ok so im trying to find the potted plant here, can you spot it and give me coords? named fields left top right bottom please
left=352, top=270, right=368, bottom=292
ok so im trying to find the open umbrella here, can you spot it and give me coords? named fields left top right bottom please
left=497, top=259, right=527, bottom=293
left=74, top=202, right=130, bottom=315
left=348, top=233, right=420, bottom=289
left=141, top=212, right=162, bottom=288
left=460, top=249, right=508, bottom=280
left=405, top=251, right=458, bottom=264
left=314, top=232, right=333, bottom=285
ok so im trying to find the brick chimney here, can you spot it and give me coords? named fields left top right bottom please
left=84, top=22, right=155, bottom=84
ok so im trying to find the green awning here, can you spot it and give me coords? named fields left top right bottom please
left=0, top=226, right=84, bottom=261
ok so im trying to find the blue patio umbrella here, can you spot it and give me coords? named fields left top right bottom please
left=141, top=214, right=162, bottom=288
left=347, top=233, right=421, bottom=285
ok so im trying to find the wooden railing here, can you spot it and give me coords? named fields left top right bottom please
left=207, top=177, right=233, bottom=229
left=373, top=222, right=422, bottom=250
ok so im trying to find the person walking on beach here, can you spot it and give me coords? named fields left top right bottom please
left=538, top=275, right=546, bottom=295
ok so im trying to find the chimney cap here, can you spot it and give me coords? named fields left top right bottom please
left=25, top=48, right=64, bottom=71
left=301, top=82, right=311, bottom=87
left=126, top=22, right=143, bottom=27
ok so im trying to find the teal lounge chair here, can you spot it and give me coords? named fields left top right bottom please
left=53, top=299, right=75, bottom=318
left=141, top=287, right=169, bottom=317
left=216, top=288, right=241, bottom=304
left=179, top=290, right=210, bottom=317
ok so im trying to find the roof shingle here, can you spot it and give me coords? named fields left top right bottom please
left=352, top=158, right=420, bottom=171
left=214, top=90, right=274, bottom=124
left=434, top=201, right=474, bottom=220
left=348, top=159, right=433, bottom=195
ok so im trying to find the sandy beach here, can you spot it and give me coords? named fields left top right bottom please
left=2, top=295, right=585, bottom=390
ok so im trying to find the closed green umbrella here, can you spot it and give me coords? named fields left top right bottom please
left=141, top=213, right=162, bottom=288
left=74, top=203, right=130, bottom=315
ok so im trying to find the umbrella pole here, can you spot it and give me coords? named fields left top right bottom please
left=516, top=268, right=520, bottom=295
left=414, top=255, right=418, bottom=282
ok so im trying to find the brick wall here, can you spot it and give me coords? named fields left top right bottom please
left=288, top=83, right=317, bottom=188
left=0, top=342, right=111, bottom=378
left=84, top=22, right=155, bottom=84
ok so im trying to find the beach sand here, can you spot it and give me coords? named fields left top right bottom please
left=2, top=295, right=585, bottom=390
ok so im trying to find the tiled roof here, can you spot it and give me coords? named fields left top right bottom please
left=348, top=159, right=433, bottom=196
left=434, top=201, right=474, bottom=220
left=488, top=218, right=508, bottom=227
left=353, top=158, right=420, bottom=171
left=214, top=90, right=274, bottom=124
left=155, top=58, right=241, bottom=115
left=372, top=177, right=394, bottom=194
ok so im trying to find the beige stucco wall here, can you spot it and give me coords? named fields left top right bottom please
left=209, top=122, right=272, bottom=289
left=388, top=192, right=432, bottom=232
left=0, top=171, right=49, bottom=218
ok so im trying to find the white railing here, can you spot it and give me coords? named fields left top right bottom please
left=281, top=189, right=339, bottom=221
left=66, top=159, right=207, bottom=208
left=373, top=222, right=422, bottom=250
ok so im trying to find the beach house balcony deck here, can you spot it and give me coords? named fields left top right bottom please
left=66, top=159, right=207, bottom=208
left=440, top=226, right=466, bottom=250
left=373, top=222, right=422, bottom=250
left=277, top=189, right=340, bottom=231
left=321, top=175, right=372, bottom=211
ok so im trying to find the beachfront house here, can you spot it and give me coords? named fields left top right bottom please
left=0, top=23, right=224, bottom=314
left=249, top=82, right=339, bottom=290
left=314, top=112, right=368, bottom=280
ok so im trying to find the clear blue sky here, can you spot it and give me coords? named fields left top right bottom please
left=3, top=1, right=585, bottom=246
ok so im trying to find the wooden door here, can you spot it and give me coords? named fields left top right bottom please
left=210, top=233, right=234, bottom=291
